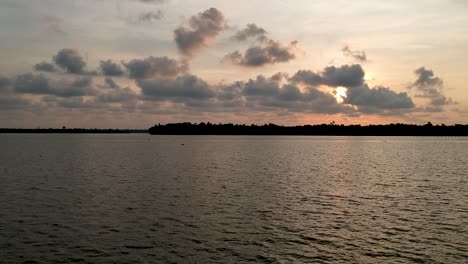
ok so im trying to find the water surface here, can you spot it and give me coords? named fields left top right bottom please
left=0, top=135, right=467, bottom=263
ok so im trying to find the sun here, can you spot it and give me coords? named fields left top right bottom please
left=335, top=87, right=347, bottom=103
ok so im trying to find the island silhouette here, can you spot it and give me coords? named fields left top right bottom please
left=2, top=122, right=467, bottom=136
left=149, top=122, right=468, bottom=136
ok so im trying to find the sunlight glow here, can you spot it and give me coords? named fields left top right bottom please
left=335, top=87, right=347, bottom=103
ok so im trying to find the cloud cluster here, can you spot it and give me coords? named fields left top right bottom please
left=231, top=24, right=268, bottom=42
left=225, top=23, right=299, bottom=67
left=100, top=60, right=125, bottom=76
left=409, top=67, right=454, bottom=109
left=291, top=64, right=365, bottom=87
left=174, top=8, right=227, bottom=56
left=224, top=40, right=299, bottom=67
left=14, top=73, right=96, bottom=97
left=34, top=62, right=56, bottom=72
left=123, top=56, right=188, bottom=79
left=53, top=49, right=87, bottom=74
left=2, top=7, right=454, bottom=124
left=341, top=45, right=367, bottom=62
left=138, top=10, right=163, bottom=22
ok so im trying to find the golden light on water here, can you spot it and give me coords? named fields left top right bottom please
left=335, top=87, right=347, bottom=103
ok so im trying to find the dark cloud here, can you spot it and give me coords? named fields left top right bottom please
left=322, top=64, right=365, bottom=87
left=34, top=62, right=56, bottom=72
left=291, top=64, right=365, bottom=88
left=123, top=56, right=188, bottom=79
left=0, top=77, right=11, bottom=92
left=341, top=44, right=367, bottom=62
left=14, top=73, right=96, bottom=97
left=240, top=74, right=353, bottom=113
left=138, top=75, right=216, bottom=100
left=409, top=67, right=454, bottom=106
left=231, top=24, right=268, bottom=42
left=138, top=10, right=163, bottom=22
left=100, top=60, right=124, bottom=76
left=104, top=77, right=120, bottom=89
left=223, top=40, right=298, bottom=67
left=345, top=84, right=414, bottom=109
left=289, top=70, right=323, bottom=86
left=174, top=8, right=227, bottom=56
left=53, top=49, right=86, bottom=74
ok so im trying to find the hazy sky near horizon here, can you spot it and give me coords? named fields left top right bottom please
left=1, top=0, right=467, bottom=128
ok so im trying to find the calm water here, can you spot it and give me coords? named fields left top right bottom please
left=0, top=135, right=467, bottom=263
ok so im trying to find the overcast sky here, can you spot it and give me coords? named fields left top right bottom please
left=1, top=0, right=467, bottom=128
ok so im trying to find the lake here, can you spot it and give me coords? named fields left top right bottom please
left=0, top=134, right=467, bottom=263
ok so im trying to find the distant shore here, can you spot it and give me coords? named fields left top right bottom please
left=149, top=122, right=468, bottom=136
left=2, top=122, right=468, bottom=136
left=0, top=128, right=147, bottom=134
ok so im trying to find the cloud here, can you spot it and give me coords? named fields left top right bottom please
left=291, top=64, right=365, bottom=88
left=14, top=73, right=96, bottom=97
left=223, top=40, right=299, bottom=67
left=321, top=64, right=365, bottom=87
left=100, top=60, right=124, bottom=76
left=345, top=84, right=414, bottom=109
left=53, top=49, right=86, bottom=74
left=174, top=8, right=227, bottom=56
left=138, top=75, right=216, bottom=101
left=34, top=62, right=56, bottom=72
left=123, top=56, right=188, bottom=79
left=236, top=74, right=353, bottom=114
left=231, top=24, right=268, bottom=42
left=409, top=67, right=454, bottom=106
left=341, top=44, right=367, bottom=62
left=104, top=77, right=120, bottom=89
left=138, top=10, right=163, bottom=22
left=0, top=77, right=11, bottom=92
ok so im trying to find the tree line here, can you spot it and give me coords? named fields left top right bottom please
left=149, top=122, right=468, bottom=136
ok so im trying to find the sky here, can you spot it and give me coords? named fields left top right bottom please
left=0, top=0, right=467, bottom=128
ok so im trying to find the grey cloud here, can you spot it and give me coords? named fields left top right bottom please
left=243, top=75, right=280, bottom=96
left=34, top=62, right=56, bottom=72
left=345, top=84, right=414, bottom=109
left=223, top=40, right=298, bottom=67
left=138, top=75, right=216, bottom=100
left=231, top=24, right=268, bottom=42
left=341, top=45, right=367, bottom=62
left=53, top=49, right=86, bottom=74
left=409, top=67, right=454, bottom=106
left=123, top=56, right=188, bottom=79
left=104, top=77, right=120, bottom=89
left=100, top=60, right=124, bottom=76
left=322, top=64, right=365, bottom=87
left=0, top=77, right=11, bottom=92
left=411, top=67, right=443, bottom=89
left=289, top=70, right=322, bottom=86
left=291, top=64, right=365, bottom=88
left=232, top=74, right=353, bottom=114
left=174, top=8, right=226, bottom=56
left=138, top=10, right=163, bottom=22
left=14, top=73, right=96, bottom=97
